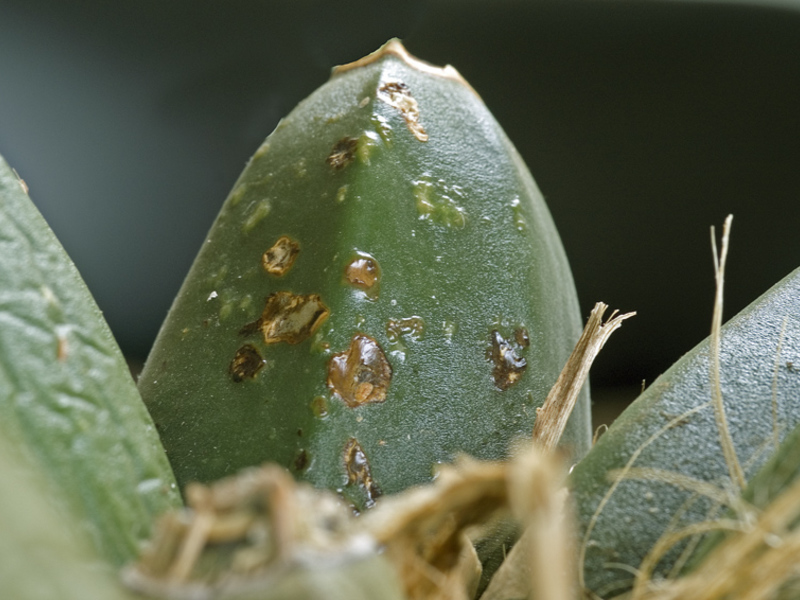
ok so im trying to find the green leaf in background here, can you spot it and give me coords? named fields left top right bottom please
left=138, top=40, right=590, bottom=509
left=0, top=432, right=137, bottom=600
left=0, top=155, right=182, bottom=566
left=570, top=265, right=800, bottom=598
left=684, top=417, right=800, bottom=576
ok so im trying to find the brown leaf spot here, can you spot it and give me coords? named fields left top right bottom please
left=488, top=330, right=527, bottom=390
left=344, top=254, right=380, bottom=298
left=377, top=81, right=428, bottom=142
left=293, top=449, right=309, bottom=471
left=258, top=292, right=330, bottom=345
left=57, top=335, right=68, bottom=362
left=229, top=344, right=265, bottom=382
left=262, top=236, right=300, bottom=276
left=328, top=334, right=392, bottom=407
left=514, top=327, right=530, bottom=348
left=326, top=137, right=359, bottom=170
left=343, top=438, right=382, bottom=507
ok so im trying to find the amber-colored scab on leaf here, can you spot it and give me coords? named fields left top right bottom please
left=229, top=344, right=265, bottom=382
left=345, top=253, right=381, bottom=299
left=327, top=137, right=359, bottom=170
left=488, top=330, right=528, bottom=390
left=243, top=291, right=329, bottom=345
left=343, top=438, right=382, bottom=508
left=262, top=236, right=300, bottom=276
left=328, top=334, right=392, bottom=407
left=378, top=81, right=428, bottom=142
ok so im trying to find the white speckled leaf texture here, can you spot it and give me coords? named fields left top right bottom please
left=571, top=267, right=800, bottom=598
left=0, top=155, right=181, bottom=567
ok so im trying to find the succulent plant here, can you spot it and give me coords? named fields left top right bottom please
left=0, top=156, right=181, bottom=568
left=136, top=40, right=591, bottom=510
left=3, top=38, right=798, bottom=600
left=571, top=258, right=800, bottom=598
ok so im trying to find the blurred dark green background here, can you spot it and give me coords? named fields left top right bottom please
left=1, top=0, right=799, bottom=412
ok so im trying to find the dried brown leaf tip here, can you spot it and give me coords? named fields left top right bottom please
left=229, top=344, right=265, bottom=382
left=344, top=438, right=382, bottom=508
left=328, top=334, right=392, bottom=407
left=327, top=137, right=359, bottom=170
left=262, top=235, right=299, bottom=276
left=378, top=80, right=428, bottom=142
left=488, top=329, right=528, bottom=390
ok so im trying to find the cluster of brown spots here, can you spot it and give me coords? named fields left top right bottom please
left=488, top=330, right=528, bottom=391
left=327, top=334, right=392, bottom=407
left=343, top=438, right=382, bottom=507
left=377, top=80, right=428, bottom=142
left=229, top=344, right=265, bottom=382
left=326, top=137, right=359, bottom=170
left=262, top=236, right=300, bottom=276
left=344, top=254, right=381, bottom=298
left=241, top=291, right=329, bottom=345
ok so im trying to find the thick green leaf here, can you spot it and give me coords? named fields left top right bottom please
left=685, top=416, right=800, bottom=573
left=0, top=155, right=181, bottom=565
left=0, top=432, right=137, bottom=600
left=570, top=266, right=800, bottom=598
left=139, top=40, right=590, bottom=508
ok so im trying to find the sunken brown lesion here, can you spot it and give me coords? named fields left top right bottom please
left=262, top=236, right=300, bottom=276
left=343, top=438, right=382, bottom=507
left=241, top=291, right=330, bottom=345
left=326, top=137, right=359, bottom=170
left=377, top=80, right=428, bottom=142
left=488, top=330, right=528, bottom=391
left=229, top=344, right=265, bottom=382
left=327, top=334, right=392, bottom=407
left=293, top=449, right=309, bottom=471
left=344, top=254, right=381, bottom=298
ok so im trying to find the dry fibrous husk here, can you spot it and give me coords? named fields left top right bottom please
left=123, top=464, right=384, bottom=600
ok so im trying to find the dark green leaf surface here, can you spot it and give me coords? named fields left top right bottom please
left=0, top=155, right=181, bottom=566
left=571, top=267, right=800, bottom=598
left=139, top=41, right=590, bottom=508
